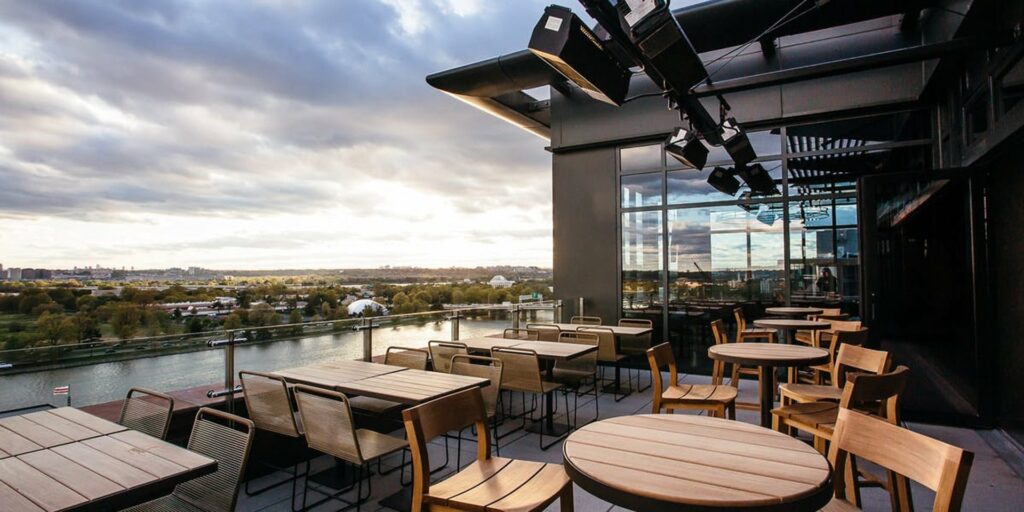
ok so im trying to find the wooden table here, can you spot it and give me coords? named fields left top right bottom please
left=708, top=344, right=829, bottom=428
left=0, top=408, right=216, bottom=511
left=543, top=323, right=653, bottom=336
left=764, top=307, right=823, bottom=317
left=273, top=359, right=407, bottom=389
left=753, top=318, right=830, bottom=346
left=563, top=414, right=832, bottom=511
left=457, top=336, right=524, bottom=352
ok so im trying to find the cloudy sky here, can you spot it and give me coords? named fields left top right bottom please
left=0, top=0, right=563, bottom=270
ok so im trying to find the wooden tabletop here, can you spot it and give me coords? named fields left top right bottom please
left=0, top=408, right=128, bottom=459
left=542, top=323, right=652, bottom=336
left=563, top=414, right=832, bottom=511
left=508, top=341, right=597, bottom=362
left=274, top=359, right=407, bottom=389
left=708, top=344, right=829, bottom=367
left=456, top=336, right=523, bottom=352
left=0, top=409, right=216, bottom=512
left=336, top=368, right=488, bottom=405
left=753, top=319, right=831, bottom=330
left=764, top=307, right=823, bottom=317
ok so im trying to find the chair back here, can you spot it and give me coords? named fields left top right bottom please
left=403, top=389, right=490, bottom=511
left=646, top=343, right=678, bottom=399
left=174, top=408, right=254, bottom=512
left=491, top=347, right=544, bottom=394
left=554, top=331, right=598, bottom=375
left=569, top=315, right=602, bottom=325
left=385, top=346, right=430, bottom=370
left=829, top=408, right=973, bottom=512
left=292, top=384, right=363, bottom=464
left=238, top=371, right=302, bottom=438
left=502, top=328, right=539, bottom=341
left=526, top=323, right=560, bottom=342
left=828, top=319, right=863, bottom=332
left=809, top=308, right=843, bottom=320
left=428, top=341, right=467, bottom=373
left=732, top=308, right=749, bottom=335
left=839, top=365, right=910, bottom=423
left=450, top=355, right=502, bottom=418
left=710, top=319, right=729, bottom=345
left=618, top=318, right=653, bottom=351
left=118, top=387, right=175, bottom=439
left=578, top=326, right=618, bottom=362
left=832, top=342, right=889, bottom=388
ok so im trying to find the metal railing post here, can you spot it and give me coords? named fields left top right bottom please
left=362, top=317, right=373, bottom=362
left=511, top=303, right=520, bottom=330
left=555, top=300, right=564, bottom=323
left=451, top=311, right=461, bottom=341
left=224, top=330, right=235, bottom=414
left=577, top=297, right=585, bottom=317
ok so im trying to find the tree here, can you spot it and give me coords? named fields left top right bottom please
left=109, top=303, right=143, bottom=340
left=288, top=309, right=304, bottom=335
left=223, top=313, right=243, bottom=331
left=37, top=312, right=70, bottom=345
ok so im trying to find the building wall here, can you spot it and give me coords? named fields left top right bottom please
left=552, top=147, right=619, bottom=323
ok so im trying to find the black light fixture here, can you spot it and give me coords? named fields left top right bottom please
left=665, top=127, right=709, bottom=170
left=736, top=163, right=780, bottom=196
left=721, top=117, right=757, bottom=167
left=707, top=166, right=741, bottom=195
left=528, top=5, right=632, bottom=106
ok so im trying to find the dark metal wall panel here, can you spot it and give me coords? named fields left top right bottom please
left=552, top=147, right=619, bottom=323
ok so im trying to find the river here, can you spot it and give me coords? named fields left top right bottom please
left=0, top=314, right=546, bottom=412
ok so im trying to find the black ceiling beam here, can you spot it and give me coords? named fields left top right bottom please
left=690, top=34, right=1007, bottom=98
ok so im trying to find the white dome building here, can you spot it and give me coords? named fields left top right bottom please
left=347, top=299, right=389, bottom=316
left=489, top=275, right=515, bottom=288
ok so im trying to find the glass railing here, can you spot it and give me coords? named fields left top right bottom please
left=0, top=301, right=564, bottom=413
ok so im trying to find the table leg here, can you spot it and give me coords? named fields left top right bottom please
left=525, top=361, right=570, bottom=436
left=758, top=365, right=775, bottom=428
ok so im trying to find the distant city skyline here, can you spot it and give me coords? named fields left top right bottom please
left=0, top=1, right=559, bottom=269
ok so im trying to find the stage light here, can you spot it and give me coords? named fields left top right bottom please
left=755, top=204, right=777, bottom=226
left=666, top=127, right=709, bottom=170
left=736, top=163, right=780, bottom=196
left=721, top=118, right=757, bottom=167
left=706, top=166, right=741, bottom=195
left=528, top=5, right=631, bottom=106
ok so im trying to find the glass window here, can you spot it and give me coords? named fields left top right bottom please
left=622, top=211, right=663, bottom=314
left=621, top=172, right=662, bottom=208
left=620, top=144, right=662, bottom=172
left=667, top=169, right=733, bottom=204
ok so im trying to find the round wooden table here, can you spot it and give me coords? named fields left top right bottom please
left=708, top=344, right=829, bottom=428
left=764, top=307, right=823, bottom=317
left=563, top=414, right=833, bottom=511
left=753, top=318, right=831, bottom=345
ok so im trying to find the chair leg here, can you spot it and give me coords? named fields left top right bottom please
left=560, top=485, right=575, bottom=512
left=727, top=402, right=736, bottom=420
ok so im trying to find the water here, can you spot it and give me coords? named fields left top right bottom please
left=0, top=315, right=544, bottom=412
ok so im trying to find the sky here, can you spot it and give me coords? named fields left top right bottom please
left=0, top=0, right=562, bottom=270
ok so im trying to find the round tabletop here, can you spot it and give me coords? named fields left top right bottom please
left=708, top=343, right=829, bottom=367
left=753, top=319, right=831, bottom=331
left=765, top=307, right=823, bottom=316
left=563, top=414, right=833, bottom=511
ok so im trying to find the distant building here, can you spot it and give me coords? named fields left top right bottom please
left=347, top=299, right=388, bottom=316
left=488, top=275, right=515, bottom=288
left=6, top=268, right=22, bottom=281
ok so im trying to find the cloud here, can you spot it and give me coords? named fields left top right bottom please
left=0, top=0, right=557, bottom=268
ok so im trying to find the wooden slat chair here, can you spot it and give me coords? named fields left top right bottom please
left=449, top=355, right=503, bottom=468
left=403, top=388, right=574, bottom=512
left=118, top=387, right=175, bottom=440
left=124, top=408, right=255, bottom=512
left=618, top=317, right=654, bottom=392
left=781, top=342, right=888, bottom=405
left=710, top=319, right=760, bottom=410
left=797, top=309, right=846, bottom=343
left=238, top=370, right=305, bottom=504
left=579, top=326, right=631, bottom=401
left=797, top=318, right=861, bottom=348
left=552, top=331, right=600, bottom=426
left=490, top=346, right=567, bottom=449
left=502, top=328, right=539, bottom=341
left=734, top=307, right=776, bottom=344
left=805, top=327, right=870, bottom=385
left=569, top=315, right=602, bottom=325
left=292, top=384, right=408, bottom=511
left=428, top=340, right=468, bottom=374
left=826, top=408, right=973, bottom=512
left=525, top=323, right=560, bottom=342
left=349, top=346, right=430, bottom=415
left=646, top=342, right=737, bottom=419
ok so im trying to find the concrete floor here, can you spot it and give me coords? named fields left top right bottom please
left=236, top=371, right=1024, bottom=511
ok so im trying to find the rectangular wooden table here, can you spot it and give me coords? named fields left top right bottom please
left=542, top=323, right=652, bottom=336
left=0, top=407, right=216, bottom=512
left=273, top=359, right=408, bottom=389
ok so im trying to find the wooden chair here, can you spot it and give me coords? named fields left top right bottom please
left=826, top=408, right=973, bottom=512
left=569, top=315, right=602, bottom=325
left=525, top=323, right=560, bottom=341
left=449, top=354, right=503, bottom=468
left=803, top=327, right=870, bottom=385
left=292, top=384, right=408, bottom=511
left=428, top=340, right=468, bottom=374
left=646, top=342, right=736, bottom=419
left=502, top=328, right=539, bottom=341
left=711, top=319, right=760, bottom=410
left=491, top=346, right=566, bottom=449
left=123, top=408, right=255, bottom=512
left=579, top=326, right=630, bottom=401
left=780, top=342, right=888, bottom=405
left=403, top=388, right=573, bottom=512
left=238, top=370, right=305, bottom=503
left=618, top=318, right=654, bottom=392
left=552, top=331, right=600, bottom=425
left=118, top=387, right=174, bottom=439
left=734, top=307, right=776, bottom=344
left=350, top=346, right=430, bottom=415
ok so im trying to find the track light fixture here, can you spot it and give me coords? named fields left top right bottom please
left=721, top=117, right=756, bottom=167
left=666, top=127, right=709, bottom=170
left=736, top=163, right=780, bottom=196
left=706, top=166, right=741, bottom=195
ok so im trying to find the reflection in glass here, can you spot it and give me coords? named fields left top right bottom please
left=620, top=144, right=662, bottom=172
left=668, top=161, right=782, bottom=204
left=621, top=172, right=662, bottom=208
left=787, top=197, right=859, bottom=304
left=622, top=211, right=663, bottom=314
